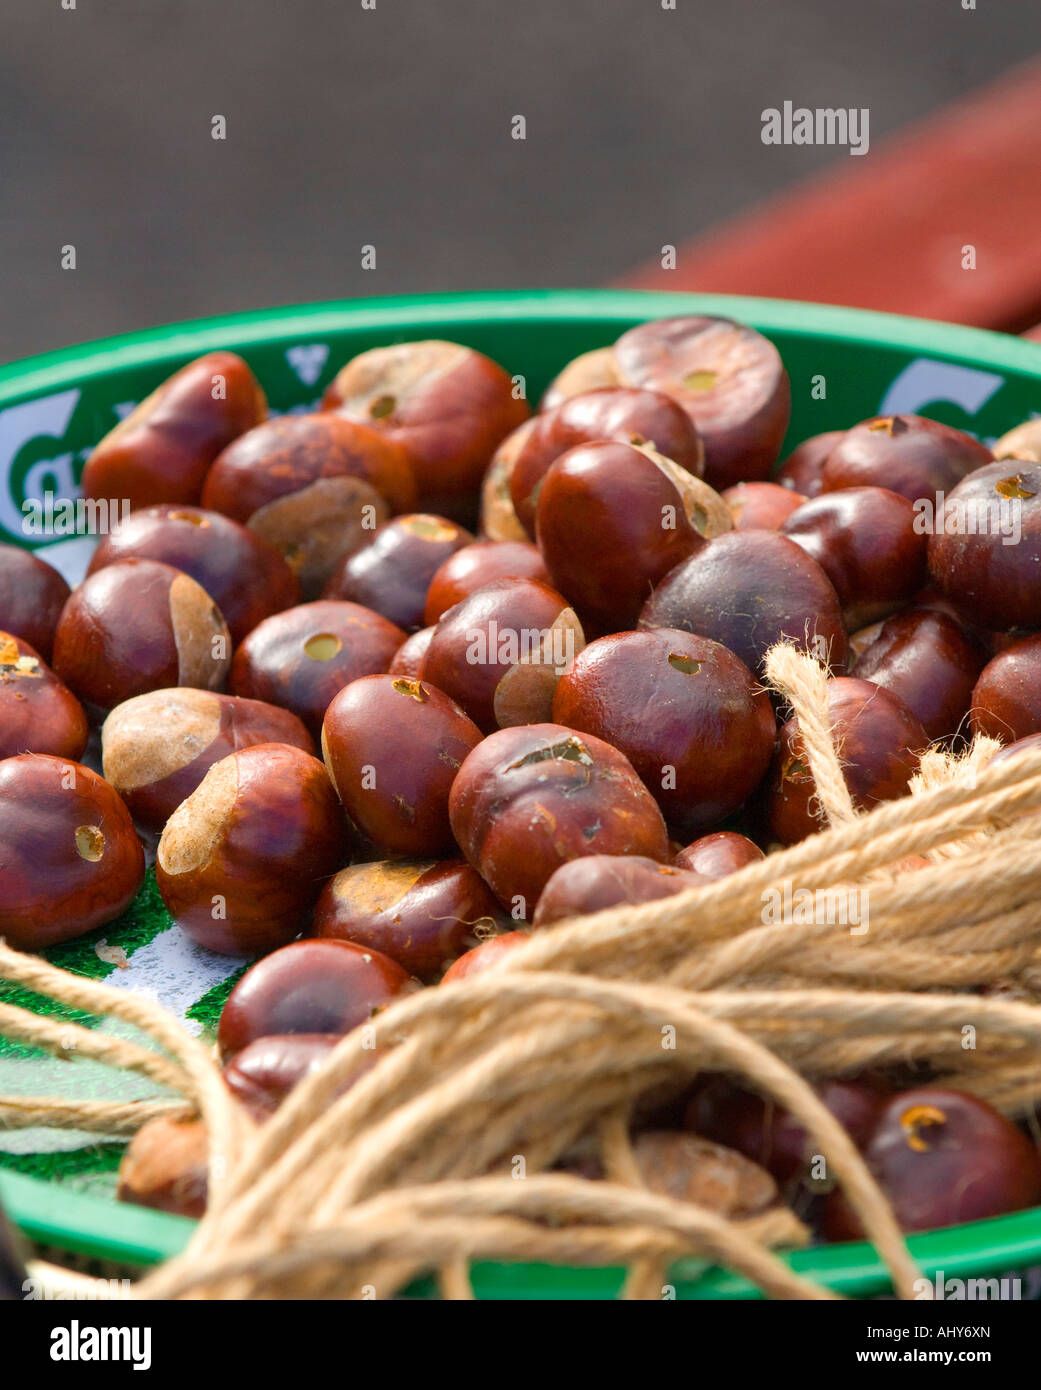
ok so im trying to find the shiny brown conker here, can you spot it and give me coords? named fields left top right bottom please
left=116, top=1116, right=209, bottom=1218
left=531, top=854, right=700, bottom=928
left=722, top=481, right=806, bottom=531
left=640, top=530, right=849, bottom=678
left=686, top=1075, right=890, bottom=1186
left=0, top=631, right=88, bottom=761
left=970, top=634, right=1041, bottom=743
left=441, top=930, right=532, bottom=982
left=820, top=414, right=991, bottom=504
left=853, top=607, right=986, bottom=744
left=87, top=504, right=300, bottom=644
left=774, top=430, right=845, bottom=498
left=762, top=676, right=927, bottom=844
left=551, top=628, right=776, bottom=832
left=0, top=754, right=145, bottom=950
left=780, top=486, right=927, bottom=629
left=821, top=1087, right=1041, bottom=1238
left=322, top=339, right=530, bottom=511
left=222, top=1033, right=379, bottom=1123
left=449, top=722, right=670, bottom=914
left=388, top=625, right=434, bottom=679
left=673, top=831, right=764, bottom=879
left=423, top=540, right=550, bottom=627
left=509, top=386, right=704, bottom=535
left=321, top=674, right=483, bottom=856
left=926, top=461, right=1041, bottom=632
left=101, top=688, right=315, bottom=830
left=201, top=413, right=415, bottom=595
left=0, top=544, right=71, bottom=661
left=52, top=558, right=231, bottom=711
left=611, top=316, right=791, bottom=490
left=322, top=514, right=473, bottom=630
left=83, top=351, right=266, bottom=511
left=424, top=578, right=585, bottom=732
left=217, top=937, right=418, bottom=1059
left=229, top=600, right=405, bottom=735
left=534, top=441, right=708, bottom=630
left=156, top=743, right=347, bottom=955
left=313, top=858, right=507, bottom=981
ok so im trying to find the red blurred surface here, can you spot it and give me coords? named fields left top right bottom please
left=619, top=58, right=1041, bottom=335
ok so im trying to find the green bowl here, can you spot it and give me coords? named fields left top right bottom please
left=2, top=289, right=1041, bottom=1299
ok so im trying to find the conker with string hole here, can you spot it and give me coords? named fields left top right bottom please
left=0, top=754, right=145, bottom=950
left=321, top=674, right=483, bottom=856
left=313, top=858, right=507, bottom=981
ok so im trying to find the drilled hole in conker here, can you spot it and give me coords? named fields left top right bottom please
left=683, top=370, right=717, bottom=391
left=667, top=653, right=702, bottom=674
left=75, top=825, right=105, bottom=862
left=304, top=632, right=342, bottom=661
left=996, top=475, right=1036, bottom=500
left=392, top=677, right=429, bottom=702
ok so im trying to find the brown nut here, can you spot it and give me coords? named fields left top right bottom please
left=0, top=544, right=71, bottom=661
left=101, top=688, right=315, bottom=830
left=853, top=607, right=986, bottom=744
left=449, top=723, right=670, bottom=914
left=388, top=625, right=434, bottom=680
left=970, top=634, right=1041, bottom=743
left=222, top=1033, right=380, bottom=1123
left=774, top=430, right=845, bottom=498
left=201, top=413, right=415, bottom=595
left=441, top=930, right=532, bottom=981
left=313, top=858, right=507, bottom=982
left=156, top=743, right=348, bottom=955
left=82, top=351, right=266, bottom=511
left=780, top=486, right=928, bottom=630
left=534, top=441, right=711, bottom=631
left=323, top=513, right=473, bottom=631
left=479, top=419, right=535, bottom=541
left=552, top=629, right=776, bottom=834
left=423, top=540, right=549, bottom=627
left=322, top=339, right=530, bottom=509
left=509, top=386, right=704, bottom=535
left=612, top=317, right=792, bottom=491
left=532, top=854, right=701, bottom=928
left=763, top=676, right=927, bottom=844
left=673, top=831, right=764, bottom=879
left=229, top=600, right=405, bottom=736
left=424, top=578, right=585, bottom=732
left=0, top=631, right=88, bottom=760
left=116, top=1116, right=209, bottom=1218
left=321, top=674, right=483, bottom=855
left=631, top=1131, right=777, bottom=1216
left=87, top=504, right=300, bottom=643
left=0, top=754, right=145, bottom=950
left=722, top=480, right=806, bottom=531
left=217, top=938, right=418, bottom=1059
left=640, top=530, right=850, bottom=679
left=540, top=347, right=621, bottom=410
left=52, top=558, right=231, bottom=711
left=820, top=414, right=992, bottom=504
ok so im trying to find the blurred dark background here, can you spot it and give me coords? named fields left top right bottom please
left=2, top=0, right=1040, bottom=363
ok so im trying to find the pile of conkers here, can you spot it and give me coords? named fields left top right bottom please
left=4, top=318, right=1041, bottom=1246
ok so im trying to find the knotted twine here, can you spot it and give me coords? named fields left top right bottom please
left=4, top=644, right=1041, bottom=1300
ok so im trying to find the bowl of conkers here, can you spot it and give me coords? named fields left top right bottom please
left=2, top=288, right=1041, bottom=1299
